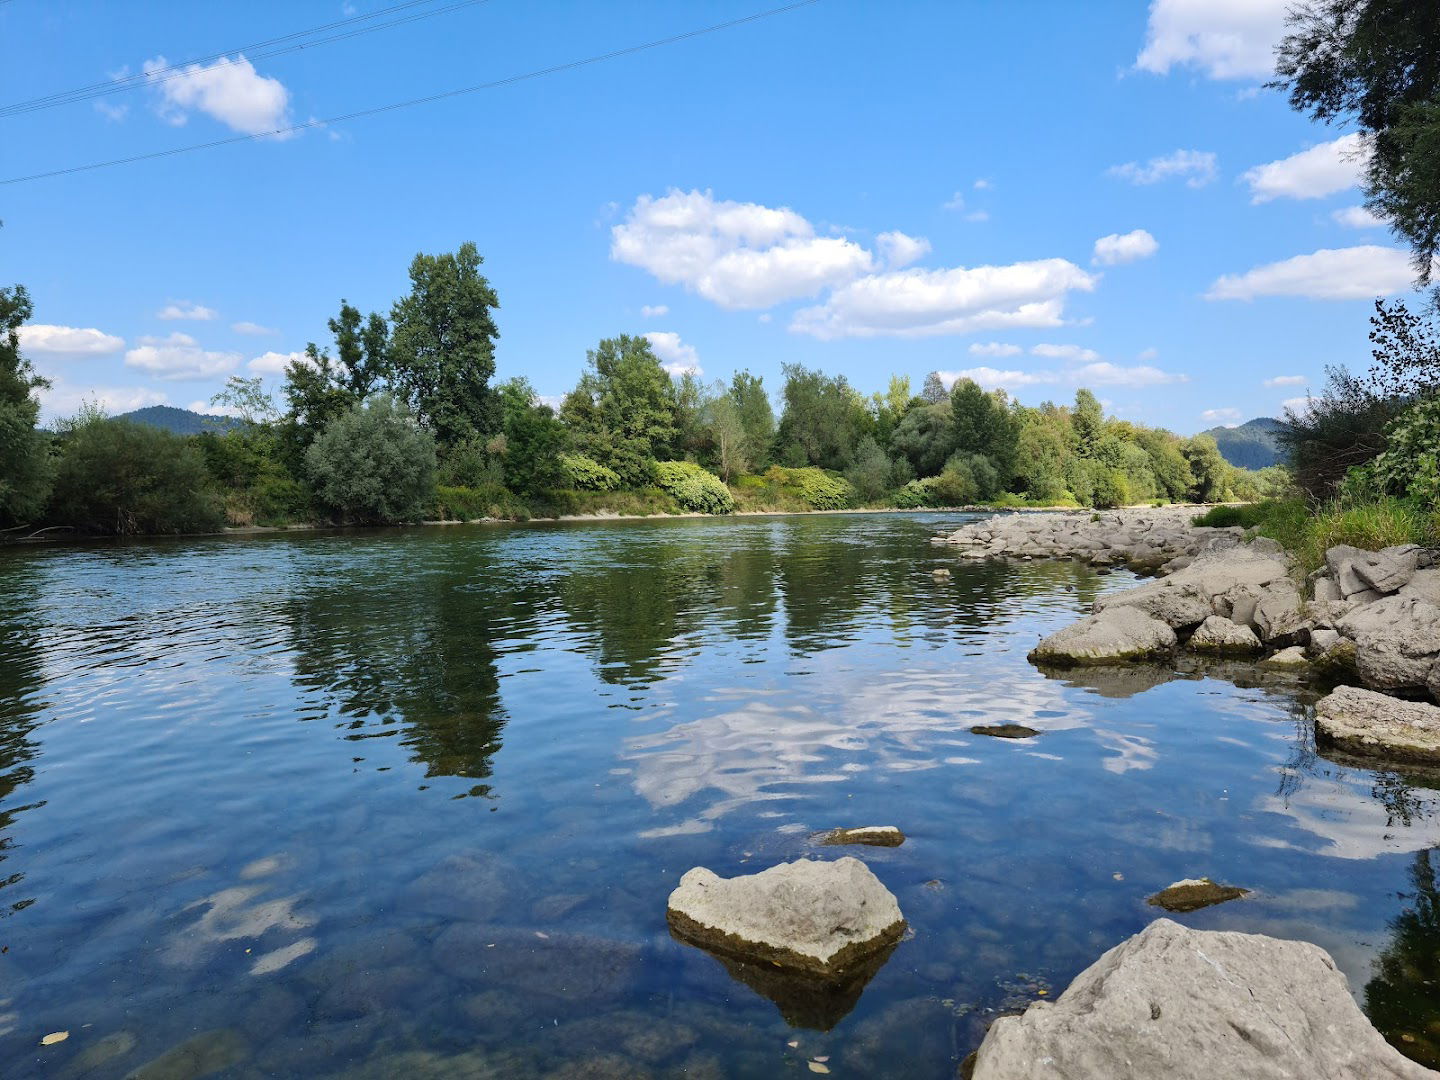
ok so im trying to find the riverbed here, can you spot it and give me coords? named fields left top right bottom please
left=2, top=512, right=1438, bottom=1077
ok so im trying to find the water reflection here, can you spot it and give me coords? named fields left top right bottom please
left=1368, top=848, right=1440, bottom=1068
left=0, top=565, right=45, bottom=919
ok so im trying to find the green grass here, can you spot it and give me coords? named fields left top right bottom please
left=1196, top=497, right=1437, bottom=575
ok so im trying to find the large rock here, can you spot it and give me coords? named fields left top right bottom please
left=1329, top=544, right=1420, bottom=597
left=1401, top=568, right=1440, bottom=606
left=1094, top=546, right=1292, bottom=631
left=1337, top=596, right=1440, bottom=695
left=1188, top=615, right=1261, bottom=655
left=1028, top=607, right=1177, bottom=666
left=1315, top=685, right=1440, bottom=764
left=665, top=857, right=904, bottom=978
left=969, top=918, right=1436, bottom=1080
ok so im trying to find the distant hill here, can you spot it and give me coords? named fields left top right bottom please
left=1198, top=416, right=1285, bottom=470
left=113, top=405, right=241, bottom=436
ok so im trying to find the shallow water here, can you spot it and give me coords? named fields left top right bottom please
left=2, top=512, right=1439, bottom=1077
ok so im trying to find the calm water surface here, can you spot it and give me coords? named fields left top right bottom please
left=3, top=512, right=1440, bottom=1077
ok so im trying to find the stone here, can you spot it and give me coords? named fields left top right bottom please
left=123, top=1030, right=248, bottom=1080
left=1258, top=646, right=1309, bottom=670
left=1401, top=568, right=1440, bottom=606
left=820, top=826, right=905, bottom=848
left=1313, top=575, right=1342, bottom=602
left=1252, top=583, right=1308, bottom=646
left=432, top=925, right=641, bottom=1001
left=1188, top=615, right=1261, bottom=656
left=665, top=857, right=904, bottom=978
left=969, top=724, right=1041, bottom=739
left=1310, top=627, right=1341, bottom=654
left=1356, top=544, right=1421, bottom=594
left=969, top=918, right=1437, bottom=1080
left=1338, top=596, right=1440, bottom=694
left=1145, top=878, right=1249, bottom=913
left=402, top=854, right=511, bottom=921
left=1315, top=685, right=1440, bottom=765
left=1027, top=607, right=1177, bottom=667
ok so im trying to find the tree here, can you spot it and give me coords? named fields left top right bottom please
left=0, top=283, right=52, bottom=526
left=1274, top=1, right=1440, bottom=284
left=671, top=371, right=709, bottom=461
left=306, top=396, right=436, bottom=524
left=920, top=371, right=948, bottom=404
left=211, top=375, right=278, bottom=427
left=1072, top=389, right=1104, bottom=456
left=328, top=301, right=391, bottom=400
left=704, top=388, right=749, bottom=482
left=559, top=334, right=677, bottom=487
left=1183, top=435, right=1231, bottom=502
left=870, top=374, right=912, bottom=448
left=951, top=379, right=1020, bottom=483
left=389, top=242, right=501, bottom=446
left=775, top=364, right=864, bottom=470
left=729, top=370, right=774, bottom=471
left=844, top=436, right=892, bottom=504
left=890, top=402, right=955, bottom=478
left=496, top=378, right=565, bottom=495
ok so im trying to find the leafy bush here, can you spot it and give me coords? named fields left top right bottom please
left=432, top=484, right=529, bottom=521
left=306, top=396, right=437, bottom=524
left=49, top=411, right=224, bottom=534
left=765, top=466, right=853, bottom=509
left=653, top=461, right=735, bottom=514
left=1374, top=396, right=1440, bottom=503
left=558, top=452, right=620, bottom=491
left=893, top=477, right=941, bottom=508
left=1090, top=468, right=1130, bottom=509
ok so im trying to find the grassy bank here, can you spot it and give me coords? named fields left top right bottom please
left=1195, top=498, right=1440, bottom=575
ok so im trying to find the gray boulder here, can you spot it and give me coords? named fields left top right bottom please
left=1252, top=582, right=1307, bottom=646
left=1328, top=544, right=1420, bottom=597
left=1259, top=646, right=1309, bottom=670
left=1337, top=596, right=1440, bottom=695
left=969, top=918, right=1436, bottom=1080
left=1095, top=547, right=1290, bottom=631
left=1188, top=615, right=1261, bottom=655
left=1315, top=685, right=1440, bottom=765
left=1401, top=568, right=1440, bottom=606
left=666, top=857, right=904, bottom=977
left=1028, top=607, right=1177, bottom=667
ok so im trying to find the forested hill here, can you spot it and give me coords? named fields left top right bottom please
left=113, top=405, right=241, bottom=435
left=1198, top=417, right=1284, bottom=469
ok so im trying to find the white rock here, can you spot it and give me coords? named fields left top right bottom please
left=1337, top=596, right=1440, bottom=695
left=1188, top=615, right=1262, bottom=655
left=666, top=858, right=904, bottom=977
left=1315, top=684, right=1440, bottom=764
left=1400, top=568, right=1440, bottom=606
left=1028, top=607, right=1177, bottom=666
left=1259, top=646, right=1309, bottom=670
left=970, top=918, right=1437, bottom=1080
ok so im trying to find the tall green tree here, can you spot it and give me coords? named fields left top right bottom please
left=951, top=380, right=1020, bottom=482
left=389, top=242, right=501, bottom=446
left=704, top=387, right=749, bottom=483
left=328, top=300, right=391, bottom=399
left=729, top=370, right=774, bottom=471
left=306, top=395, right=437, bottom=524
left=775, top=364, right=864, bottom=470
left=1072, top=388, right=1104, bottom=457
left=890, top=401, right=955, bottom=478
left=559, top=334, right=677, bottom=487
left=1274, top=1, right=1440, bottom=284
left=0, top=284, right=52, bottom=526
left=496, top=378, right=565, bottom=495
left=920, top=371, right=948, bottom=404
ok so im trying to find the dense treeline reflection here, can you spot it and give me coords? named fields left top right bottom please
left=0, top=567, right=44, bottom=916
left=1369, top=849, right=1440, bottom=1068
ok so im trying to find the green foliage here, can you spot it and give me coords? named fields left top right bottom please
left=1373, top=395, right=1440, bottom=502
left=1090, top=467, right=1130, bottom=509
left=1192, top=503, right=1271, bottom=529
left=951, top=380, right=1019, bottom=480
left=560, top=334, right=677, bottom=487
left=844, top=437, right=893, bottom=505
left=761, top=465, right=853, bottom=510
left=49, top=409, right=223, bottom=535
left=496, top=378, right=565, bottom=495
left=729, top=370, right=774, bottom=471
left=557, top=452, right=620, bottom=491
left=653, top=461, right=735, bottom=514
left=890, top=402, right=954, bottom=478
left=306, top=396, right=437, bottom=524
left=1200, top=496, right=1438, bottom=576
left=1072, top=389, right=1104, bottom=456
left=704, top=389, right=749, bottom=482
left=775, top=364, right=866, bottom=470
left=432, top=484, right=530, bottom=521
left=1183, top=435, right=1231, bottom=502
left=0, top=282, right=52, bottom=526
left=893, top=477, right=941, bottom=508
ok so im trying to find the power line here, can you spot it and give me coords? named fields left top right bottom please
left=1, top=0, right=820, bottom=186
left=0, top=0, right=483, bottom=118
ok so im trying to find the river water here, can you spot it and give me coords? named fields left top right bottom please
left=2, top=512, right=1438, bottom=1077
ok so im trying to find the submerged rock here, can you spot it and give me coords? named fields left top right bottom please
left=969, top=918, right=1437, bottom=1079
left=1188, top=615, right=1261, bottom=656
left=1145, top=877, right=1249, bottom=913
left=969, top=724, right=1040, bottom=739
left=666, top=857, right=904, bottom=978
left=820, top=826, right=905, bottom=847
left=1027, top=607, right=1176, bottom=666
left=123, top=1029, right=248, bottom=1080
left=1315, top=685, right=1440, bottom=765
left=1258, top=645, right=1310, bottom=670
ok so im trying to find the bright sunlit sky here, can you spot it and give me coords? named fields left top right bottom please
left=1, top=0, right=1423, bottom=429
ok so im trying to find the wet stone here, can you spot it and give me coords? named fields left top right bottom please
left=123, top=1028, right=248, bottom=1080
left=432, top=924, right=642, bottom=1002
left=402, top=854, right=512, bottom=921
left=1146, top=877, right=1250, bottom=913
left=969, top=724, right=1040, bottom=739
left=819, top=825, right=906, bottom=847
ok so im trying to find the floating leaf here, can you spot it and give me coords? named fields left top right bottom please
left=808, top=1063, right=831, bottom=1075
left=41, top=1031, right=69, bottom=1046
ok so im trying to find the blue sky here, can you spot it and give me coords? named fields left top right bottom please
left=1, top=0, right=1420, bottom=431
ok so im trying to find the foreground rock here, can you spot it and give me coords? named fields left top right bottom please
left=1315, top=685, right=1440, bottom=765
left=1145, top=878, right=1249, bottom=913
left=820, top=826, right=905, bottom=848
left=1188, top=615, right=1262, bottom=655
left=1027, top=607, right=1176, bottom=666
left=970, top=724, right=1040, bottom=739
left=666, top=857, right=904, bottom=978
left=969, top=918, right=1436, bottom=1079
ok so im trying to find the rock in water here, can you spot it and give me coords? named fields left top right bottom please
left=1027, top=607, right=1177, bottom=666
left=820, top=826, right=905, bottom=848
left=666, top=857, right=904, bottom=977
left=969, top=724, right=1040, bottom=739
left=1188, top=615, right=1262, bottom=655
left=1315, top=685, right=1440, bottom=764
left=1146, top=878, right=1248, bottom=913
left=969, top=918, right=1437, bottom=1079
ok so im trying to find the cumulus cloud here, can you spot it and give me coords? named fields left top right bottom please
left=790, top=258, right=1098, bottom=340
left=1201, top=407, right=1243, bottom=424
left=1071, top=361, right=1188, bottom=387
left=1032, top=343, right=1101, bottom=363
left=643, top=331, right=702, bottom=376
left=611, top=189, right=873, bottom=309
left=38, top=378, right=169, bottom=422
left=1206, top=245, right=1417, bottom=301
left=248, top=350, right=311, bottom=375
left=18, top=324, right=124, bottom=356
left=1282, top=395, right=1313, bottom=414
left=1135, top=0, right=1290, bottom=80
left=1108, top=149, right=1217, bottom=188
left=875, top=230, right=931, bottom=269
left=1242, top=134, right=1368, bottom=202
left=144, top=53, right=292, bottom=135
left=1265, top=374, right=1306, bottom=387
left=231, top=320, right=276, bottom=336
left=157, top=300, right=217, bottom=321
left=640, top=304, right=669, bottom=319
left=968, top=342, right=1023, bottom=358
left=125, top=332, right=242, bottom=380
left=1332, top=204, right=1388, bottom=229
left=939, top=361, right=1186, bottom=392
left=1093, top=229, right=1158, bottom=266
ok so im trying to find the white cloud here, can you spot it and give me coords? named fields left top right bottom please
left=95, top=100, right=129, bottom=122
left=1282, top=395, right=1313, bottom=414
left=157, top=300, right=217, bottom=321
left=125, top=332, right=242, bottom=380
left=248, top=350, right=311, bottom=375
left=790, top=258, right=1098, bottom=340
left=1242, top=133, right=1368, bottom=203
left=1137, top=347, right=1159, bottom=361
left=937, top=360, right=1186, bottom=392
left=18, top=324, right=125, bottom=356
left=1333, top=204, right=1388, bottom=229
left=1108, top=149, right=1217, bottom=188
left=973, top=178, right=992, bottom=190
left=1201, top=407, right=1243, bottom=424
left=640, top=304, right=669, bottom=319
left=38, top=378, right=169, bottom=422
left=968, top=342, right=1023, bottom=358
left=1206, top=245, right=1416, bottom=301
left=611, top=189, right=873, bottom=309
left=941, top=193, right=989, bottom=221
left=940, top=367, right=1062, bottom=391
left=231, top=320, right=277, bottom=336
left=1265, top=374, right=1306, bottom=387
left=1071, top=361, right=1188, bottom=387
left=1135, top=0, right=1290, bottom=80
left=875, top=230, right=931, bottom=269
left=644, top=331, right=702, bottom=376
left=1092, top=229, right=1158, bottom=266
left=144, top=53, right=292, bottom=135
left=1032, top=343, right=1101, bottom=363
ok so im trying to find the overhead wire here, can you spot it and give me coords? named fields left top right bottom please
left=1, top=0, right=820, bottom=186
